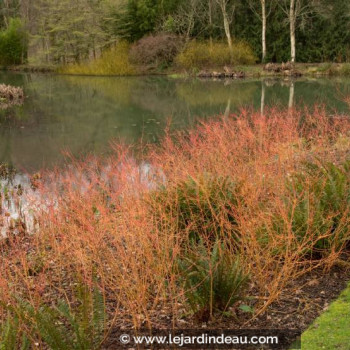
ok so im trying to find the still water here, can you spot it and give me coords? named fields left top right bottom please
left=0, top=72, right=350, bottom=172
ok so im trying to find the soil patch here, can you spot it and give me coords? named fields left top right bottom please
left=103, top=264, right=350, bottom=349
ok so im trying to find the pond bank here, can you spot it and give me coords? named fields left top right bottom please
left=2, top=62, right=350, bottom=78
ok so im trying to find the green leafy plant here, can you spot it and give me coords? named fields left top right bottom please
left=0, top=313, right=30, bottom=350
left=284, top=160, right=350, bottom=253
left=0, top=18, right=28, bottom=65
left=151, top=175, right=240, bottom=243
left=10, top=284, right=105, bottom=350
left=178, top=240, right=249, bottom=320
left=257, top=160, right=350, bottom=255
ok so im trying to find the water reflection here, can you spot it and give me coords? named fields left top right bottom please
left=289, top=81, right=295, bottom=109
left=0, top=73, right=349, bottom=172
left=0, top=172, right=35, bottom=237
left=261, top=81, right=266, bottom=115
left=0, top=160, right=161, bottom=237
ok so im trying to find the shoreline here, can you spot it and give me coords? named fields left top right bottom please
left=1, top=62, right=350, bottom=79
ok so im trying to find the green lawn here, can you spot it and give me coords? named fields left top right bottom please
left=301, top=283, right=350, bottom=350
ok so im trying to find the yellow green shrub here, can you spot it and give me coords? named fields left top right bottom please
left=175, top=40, right=257, bottom=70
left=60, top=41, right=137, bottom=76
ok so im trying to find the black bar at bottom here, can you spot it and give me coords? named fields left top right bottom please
left=113, top=329, right=301, bottom=349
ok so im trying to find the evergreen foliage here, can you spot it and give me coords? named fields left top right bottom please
left=0, top=18, right=27, bottom=65
left=2, top=284, right=106, bottom=349
left=178, top=240, right=249, bottom=320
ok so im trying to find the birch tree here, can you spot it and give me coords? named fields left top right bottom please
left=279, top=0, right=312, bottom=63
left=289, top=0, right=297, bottom=63
left=248, top=0, right=274, bottom=62
left=208, top=0, right=214, bottom=45
left=215, top=0, right=237, bottom=52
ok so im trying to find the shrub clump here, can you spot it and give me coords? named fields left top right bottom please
left=2, top=283, right=105, bottom=350
left=176, top=40, right=257, bottom=70
left=178, top=240, right=249, bottom=320
left=0, top=84, right=24, bottom=109
left=61, top=41, right=136, bottom=76
left=150, top=175, right=240, bottom=243
left=2, top=107, right=350, bottom=347
left=0, top=18, right=28, bottom=66
left=288, top=161, right=350, bottom=251
left=129, top=33, right=184, bottom=69
left=339, top=63, right=350, bottom=75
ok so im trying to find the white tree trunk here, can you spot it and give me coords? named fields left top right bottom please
left=261, top=81, right=266, bottom=115
left=290, top=0, right=296, bottom=63
left=209, top=0, right=213, bottom=47
left=288, top=81, right=295, bottom=109
left=223, top=8, right=233, bottom=51
left=261, top=0, right=266, bottom=62
left=3, top=0, right=9, bottom=28
left=217, top=0, right=233, bottom=52
left=224, top=98, right=231, bottom=119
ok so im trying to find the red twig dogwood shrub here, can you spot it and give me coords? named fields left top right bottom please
left=1, top=106, right=350, bottom=344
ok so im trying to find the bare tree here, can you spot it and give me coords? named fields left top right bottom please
left=279, top=0, right=312, bottom=63
left=0, top=0, right=21, bottom=28
left=261, top=0, right=267, bottom=62
left=170, top=0, right=206, bottom=41
left=289, top=0, right=297, bottom=63
left=215, top=0, right=237, bottom=52
left=248, top=0, right=274, bottom=62
left=208, top=0, right=214, bottom=46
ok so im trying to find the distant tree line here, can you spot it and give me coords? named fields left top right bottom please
left=0, top=0, right=349, bottom=65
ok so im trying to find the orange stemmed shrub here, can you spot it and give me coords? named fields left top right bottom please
left=1, top=106, right=350, bottom=346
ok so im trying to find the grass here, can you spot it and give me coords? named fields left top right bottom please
left=301, top=283, right=350, bottom=350
left=1, top=105, right=350, bottom=347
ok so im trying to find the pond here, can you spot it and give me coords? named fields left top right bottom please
left=0, top=72, right=350, bottom=172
